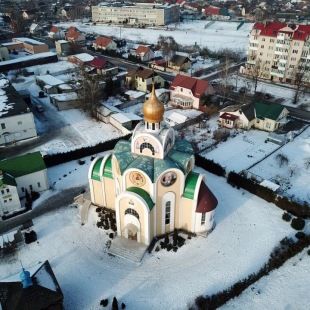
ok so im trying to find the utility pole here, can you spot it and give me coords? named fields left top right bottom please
left=235, top=70, right=238, bottom=90
left=120, top=26, right=121, bottom=40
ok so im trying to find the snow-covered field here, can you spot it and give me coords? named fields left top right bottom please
left=56, top=20, right=254, bottom=52
left=202, top=130, right=280, bottom=173
left=249, top=126, right=310, bottom=203
left=0, top=160, right=296, bottom=310
left=220, top=249, right=310, bottom=310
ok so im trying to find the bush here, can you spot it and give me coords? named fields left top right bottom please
left=112, top=297, right=118, bottom=310
left=24, top=230, right=37, bottom=244
left=291, top=217, right=305, bottom=230
left=155, top=245, right=160, bottom=252
left=31, top=190, right=40, bottom=201
left=195, top=154, right=226, bottom=177
left=100, top=298, right=108, bottom=307
left=282, top=212, right=292, bottom=222
left=308, top=249, right=310, bottom=256
left=164, top=233, right=169, bottom=244
left=295, top=232, right=306, bottom=239
left=121, top=303, right=126, bottom=309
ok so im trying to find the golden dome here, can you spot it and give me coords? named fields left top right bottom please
left=142, top=84, right=164, bottom=123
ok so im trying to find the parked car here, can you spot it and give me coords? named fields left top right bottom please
left=264, top=93, right=272, bottom=99
left=36, top=105, right=44, bottom=112
left=239, top=87, right=247, bottom=94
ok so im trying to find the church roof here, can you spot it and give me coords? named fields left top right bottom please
left=183, top=172, right=199, bottom=199
left=127, top=187, right=154, bottom=211
left=196, top=181, right=218, bottom=213
left=103, top=157, right=113, bottom=179
left=113, top=140, right=194, bottom=182
left=91, top=157, right=103, bottom=181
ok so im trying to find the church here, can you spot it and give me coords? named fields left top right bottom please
left=88, top=86, right=218, bottom=245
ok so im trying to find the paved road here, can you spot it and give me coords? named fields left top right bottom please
left=0, top=186, right=85, bottom=234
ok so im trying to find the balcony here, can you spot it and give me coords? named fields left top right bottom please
left=249, top=39, right=259, bottom=44
left=276, top=43, right=283, bottom=48
left=278, top=65, right=286, bottom=70
left=272, top=65, right=278, bottom=69
left=249, top=46, right=258, bottom=51
left=279, top=59, right=287, bottom=64
left=247, top=60, right=256, bottom=65
left=275, top=51, right=282, bottom=55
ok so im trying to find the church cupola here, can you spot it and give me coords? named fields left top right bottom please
left=20, top=268, right=33, bottom=288
left=142, top=84, right=164, bottom=132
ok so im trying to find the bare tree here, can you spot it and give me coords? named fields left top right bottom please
left=304, top=158, right=310, bottom=170
left=246, top=58, right=266, bottom=94
left=288, top=164, right=299, bottom=177
left=275, top=153, right=289, bottom=168
left=157, top=35, right=179, bottom=61
left=216, top=55, right=233, bottom=101
left=292, top=62, right=310, bottom=105
left=77, top=64, right=103, bottom=119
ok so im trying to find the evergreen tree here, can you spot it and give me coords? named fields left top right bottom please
left=112, top=297, right=119, bottom=310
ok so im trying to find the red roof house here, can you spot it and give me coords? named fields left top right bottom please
left=135, top=45, right=154, bottom=62
left=169, top=74, right=214, bottom=109
left=93, top=36, right=117, bottom=51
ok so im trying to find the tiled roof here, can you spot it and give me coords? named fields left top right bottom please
left=94, top=36, right=112, bottom=47
left=89, top=57, right=108, bottom=69
left=254, top=101, right=285, bottom=121
left=253, top=22, right=310, bottom=41
left=127, top=67, right=156, bottom=79
left=196, top=181, right=218, bottom=213
left=135, top=45, right=150, bottom=55
left=170, top=74, right=211, bottom=99
left=219, top=112, right=239, bottom=121
left=169, top=54, right=190, bottom=66
left=49, top=26, right=59, bottom=33
left=0, top=152, right=46, bottom=178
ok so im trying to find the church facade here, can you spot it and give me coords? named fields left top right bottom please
left=88, top=86, right=218, bottom=245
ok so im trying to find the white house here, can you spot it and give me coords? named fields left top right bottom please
left=0, top=152, right=49, bottom=217
left=48, top=26, right=66, bottom=40
left=135, top=45, right=154, bottom=62
left=0, top=81, right=37, bottom=145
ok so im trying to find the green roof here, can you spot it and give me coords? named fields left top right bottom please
left=114, top=151, right=137, bottom=174
left=113, top=140, right=131, bottom=154
left=103, top=157, right=113, bottom=179
left=183, top=172, right=200, bottom=200
left=0, top=152, right=46, bottom=178
left=167, top=150, right=192, bottom=174
left=91, top=158, right=103, bottom=181
left=0, top=173, right=17, bottom=187
left=127, top=156, right=154, bottom=181
left=171, top=140, right=194, bottom=154
left=154, top=157, right=180, bottom=181
left=127, top=187, right=154, bottom=211
left=254, top=101, right=284, bottom=121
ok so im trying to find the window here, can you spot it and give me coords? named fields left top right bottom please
left=292, top=50, right=298, bottom=54
left=6, top=188, right=9, bottom=193
left=1, top=190, right=4, bottom=194
left=125, top=208, right=139, bottom=219
left=21, top=187, right=25, bottom=192
left=262, top=38, right=265, bottom=42
left=9, top=198, right=12, bottom=201
left=291, top=57, right=296, bottom=61
left=180, top=88, right=183, bottom=92
left=261, top=45, right=264, bottom=49
left=4, top=200, right=7, bottom=203
left=1, top=123, right=5, bottom=129
left=266, top=122, right=271, bottom=129
left=17, top=121, right=22, bottom=125
left=201, top=213, right=206, bottom=225
left=37, top=182, right=41, bottom=188
left=165, top=201, right=171, bottom=225
left=29, top=185, right=33, bottom=190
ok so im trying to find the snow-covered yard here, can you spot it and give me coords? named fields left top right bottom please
left=0, top=159, right=296, bottom=310
left=249, top=126, right=310, bottom=203
left=56, top=20, right=253, bottom=52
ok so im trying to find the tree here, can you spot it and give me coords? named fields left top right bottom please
left=157, top=35, right=179, bottom=61
left=275, top=153, right=289, bottom=168
left=291, top=62, right=310, bottom=105
left=112, top=297, right=119, bottom=310
left=288, top=164, right=298, bottom=177
left=246, top=59, right=266, bottom=94
left=304, top=158, right=310, bottom=170
left=77, top=64, right=103, bottom=119
left=67, top=42, right=84, bottom=56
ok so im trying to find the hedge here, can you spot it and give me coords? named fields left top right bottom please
left=195, top=235, right=310, bottom=310
left=195, top=154, right=226, bottom=177
left=43, top=134, right=131, bottom=167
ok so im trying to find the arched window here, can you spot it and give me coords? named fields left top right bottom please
left=165, top=201, right=171, bottom=225
left=140, top=142, right=155, bottom=155
left=125, top=208, right=139, bottom=220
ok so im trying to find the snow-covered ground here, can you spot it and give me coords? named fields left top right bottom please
left=220, top=249, right=310, bottom=310
left=249, top=126, right=310, bottom=203
left=0, top=160, right=296, bottom=310
left=56, top=21, right=253, bottom=52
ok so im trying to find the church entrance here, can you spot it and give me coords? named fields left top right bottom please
left=125, top=223, right=138, bottom=242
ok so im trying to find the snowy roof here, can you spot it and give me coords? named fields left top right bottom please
left=124, top=90, right=145, bottom=99
left=13, top=37, right=46, bottom=46
left=145, top=88, right=169, bottom=99
left=111, top=113, right=133, bottom=124
left=259, top=180, right=280, bottom=192
left=58, top=84, right=72, bottom=91
left=50, top=92, right=78, bottom=101
left=36, top=74, right=65, bottom=86
left=0, top=52, right=56, bottom=66
left=57, top=40, right=68, bottom=44
left=72, top=53, right=94, bottom=62
left=166, top=111, right=188, bottom=125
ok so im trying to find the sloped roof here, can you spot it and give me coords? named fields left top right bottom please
left=219, top=112, right=239, bottom=121
left=94, top=36, right=112, bottom=47
left=89, top=57, right=108, bottom=69
left=183, top=172, right=199, bottom=199
left=0, top=152, right=46, bottom=178
left=196, top=181, right=218, bottom=213
left=169, top=54, right=190, bottom=66
left=170, top=74, right=211, bottom=99
left=135, top=45, right=151, bottom=55
left=127, top=67, right=157, bottom=79
left=0, top=261, right=63, bottom=310
left=127, top=187, right=154, bottom=211
left=0, top=172, right=17, bottom=187
left=49, top=26, right=59, bottom=33
left=254, top=101, right=285, bottom=120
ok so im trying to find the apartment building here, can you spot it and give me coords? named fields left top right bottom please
left=92, top=3, right=180, bottom=26
left=245, top=22, right=310, bottom=84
